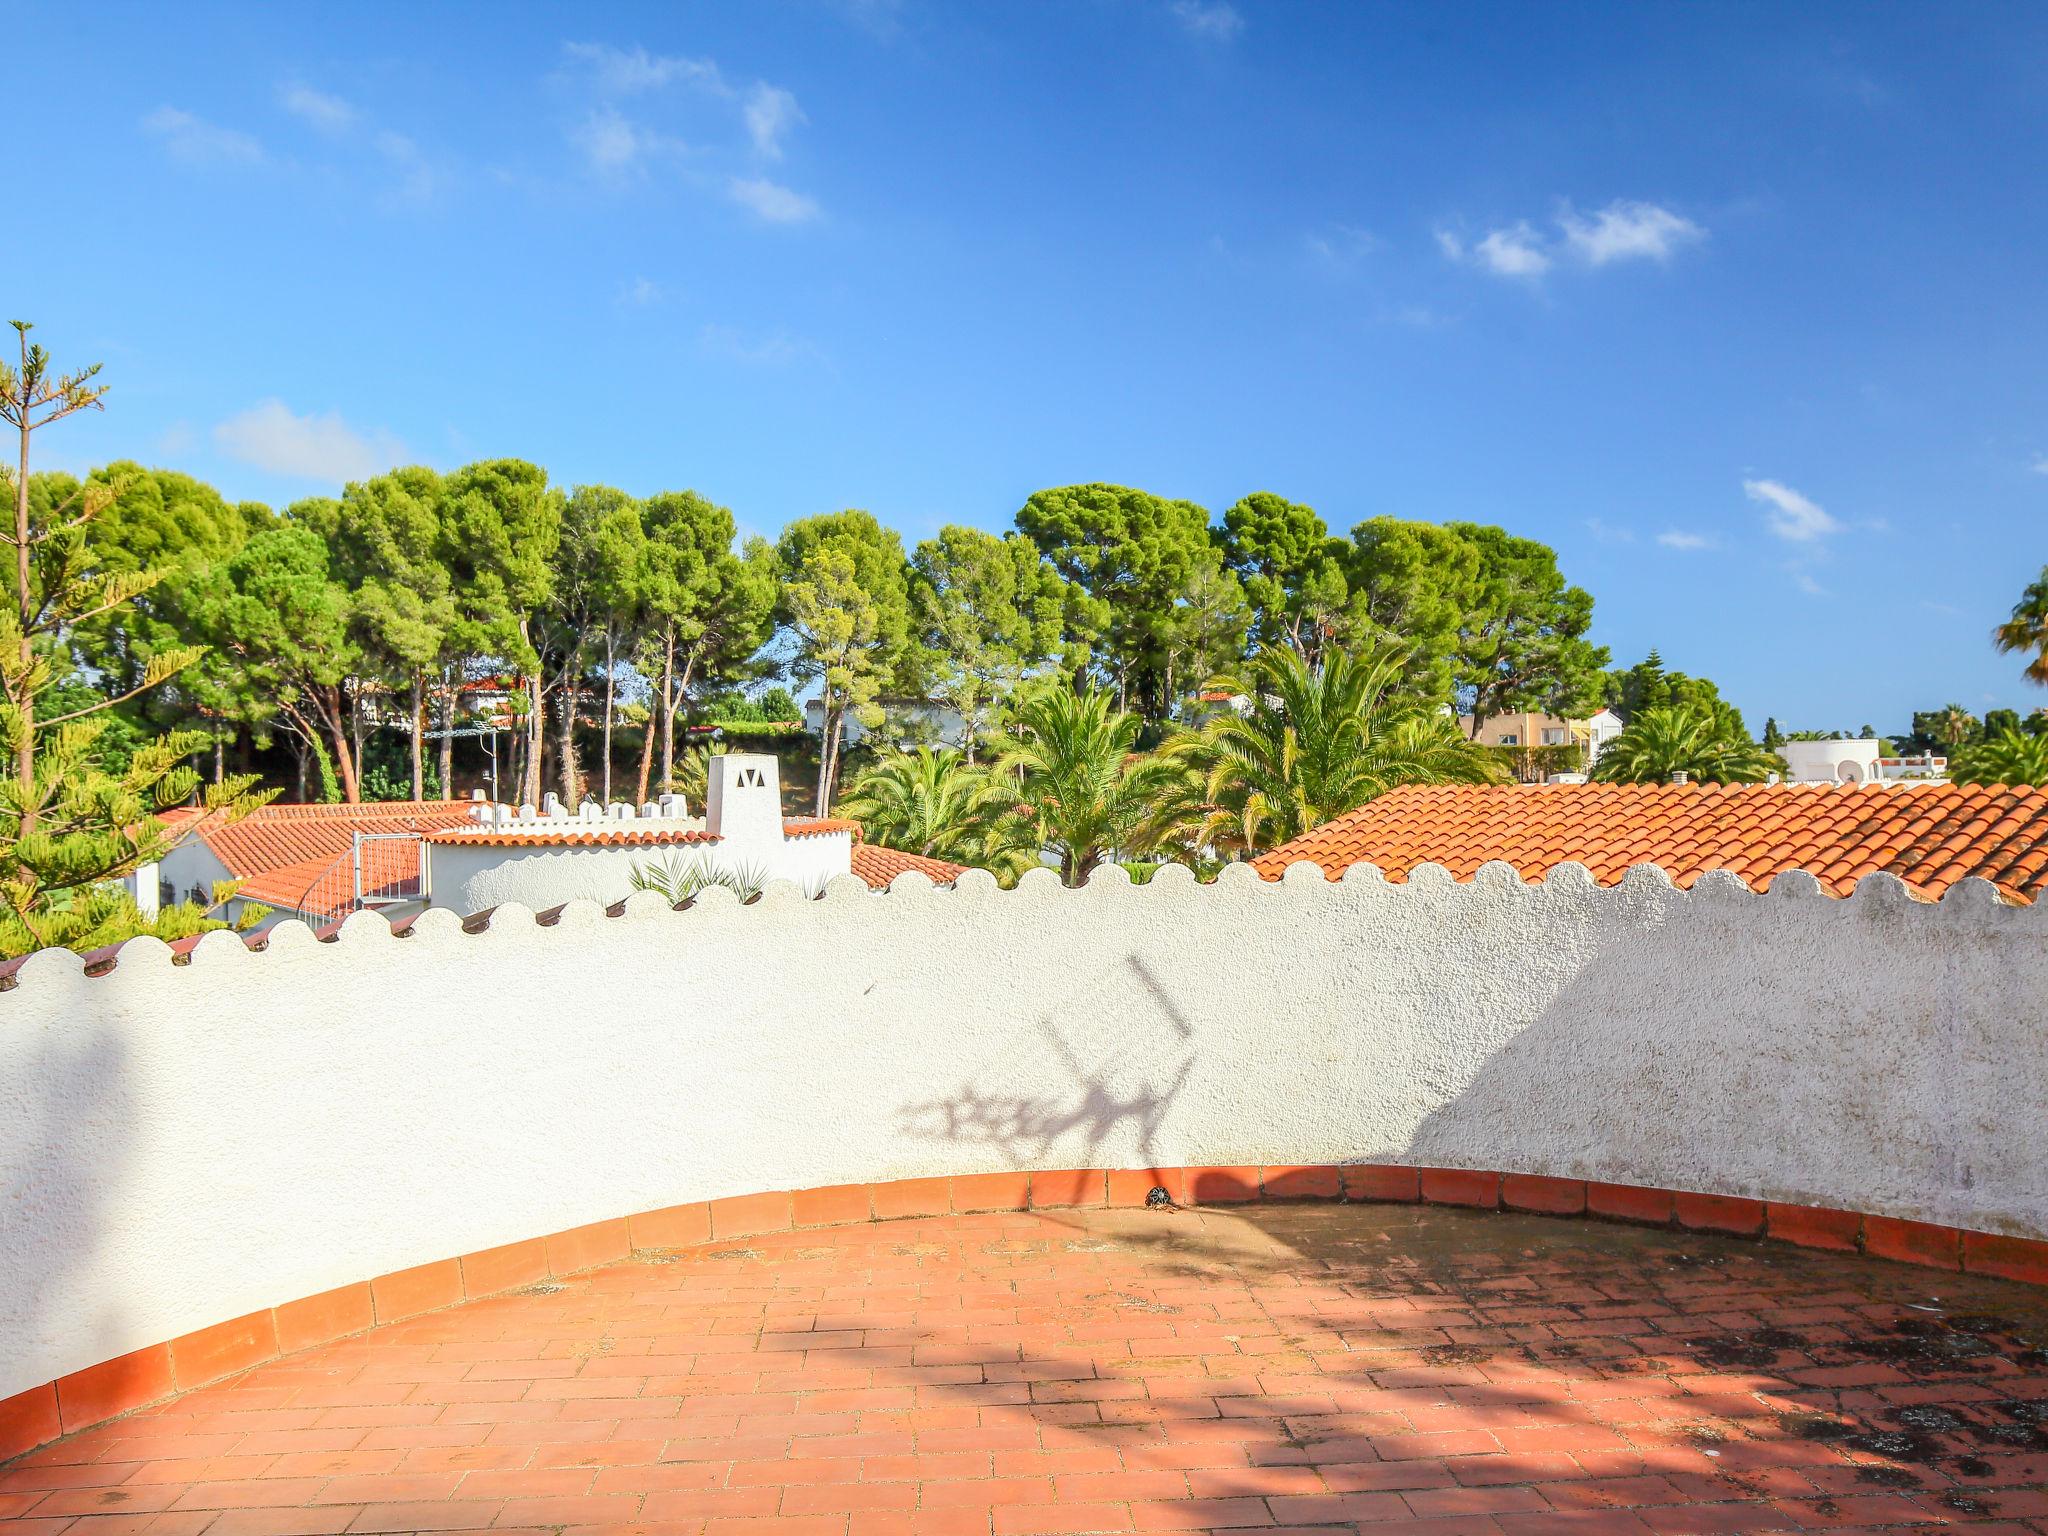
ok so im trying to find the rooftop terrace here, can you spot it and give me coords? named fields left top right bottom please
left=8, top=1194, right=2048, bottom=1533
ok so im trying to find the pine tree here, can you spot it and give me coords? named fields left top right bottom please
left=0, top=321, right=269, bottom=958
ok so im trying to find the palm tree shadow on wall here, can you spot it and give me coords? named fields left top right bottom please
left=1, top=1009, right=134, bottom=1410
left=896, top=951, right=1193, bottom=1169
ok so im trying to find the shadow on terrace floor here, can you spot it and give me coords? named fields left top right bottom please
left=11, top=1201, right=2048, bottom=1533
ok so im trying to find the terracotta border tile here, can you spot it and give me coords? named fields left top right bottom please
left=1029, top=1170, right=1107, bottom=1209
left=1419, top=1168, right=1501, bottom=1209
left=171, top=1310, right=279, bottom=1389
left=57, top=1343, right=173, bottom=1431
left=1184, top=1167, right=1261, bottom=1204
left=545, top=1219, right=630, bottom=1276
left=371, top=1259, right=463, bottom=1323
left=1864, top=1215, right=1961, bottom=1270
left=629, top=1202, right=710, bottom=1250
left=461, top=1239, right=549, bottom=1298
left=872, top=1177, right=951, bottom=1220
left=951, top=1173, right=1033, bottom=1213
left=1586, top=1182, right=1674, bottom=1225
left=1261, top=1166, right=1342, bottom=1200
left=1962, top=1230, right=2048, bottom=1285
left=1674, top=1192, right=1765, bottom=1237
left=794, top=1184, right=873, bottom=1228
left=0, top=1384, right=61, bottom=1462
left=710, top=1191, right=792, bottom=1240
left=1342, top=1164, right=1419, bottom=1203
left=1501, top=1175, right=1587, bottom=1216
left=1767, top=1203, right=1862, bottom=1252
left=274, top=1283, right=373, bottom=1354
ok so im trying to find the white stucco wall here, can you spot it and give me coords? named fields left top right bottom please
left=425, top=830, right=853, bottom=911
left=2, top=860, right=2044, bottom=1401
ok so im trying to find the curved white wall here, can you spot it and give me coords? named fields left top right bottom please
left=425, top=829, right=854, bottom=913
left=3, top=860, right=2045, bottom=1401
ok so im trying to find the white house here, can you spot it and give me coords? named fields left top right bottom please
left=1780, top=738, right=1948, bottom=785
left=422, top=753, right=938, bottom=915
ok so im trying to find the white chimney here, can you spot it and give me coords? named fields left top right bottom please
left=705, top=753, right=783, bottom=849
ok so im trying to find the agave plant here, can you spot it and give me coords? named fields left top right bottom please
left=1166, top=643, right=1503, bottom=855
left=627, top=855, right=770, bottom=905
left=1590, top=704, right=1781, bottom=785
left=1949, top=730, right=2048, bottom=787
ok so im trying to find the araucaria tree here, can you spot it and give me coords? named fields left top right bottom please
left=0, top=322, right=267, bottom=956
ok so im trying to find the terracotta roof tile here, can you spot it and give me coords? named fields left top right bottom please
left=1250, top=782, right=2048, bottom=905
left=851, top=844, right=969, bottom=889
left=176, top=801, right=479, bottom=916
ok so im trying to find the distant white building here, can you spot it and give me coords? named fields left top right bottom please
left=1780, top=738, right=1948, bottom=785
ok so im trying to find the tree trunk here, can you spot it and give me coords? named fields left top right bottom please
left=657, top=628, right=676, bottom=793
left=815, top=697, right=840, bottom=816
left=213, top=727, right=224, bottom=786
left=293, top=737, right=309, bottom=801
left=557, top=659, right=580, bottom=806
left=635, top=700, right=655, bottom=804
left=600, top=631, right=617, bottom=805
left=349, top=681, right=367, bottom=795
left=524, top=663, right=544, bottom=805
left=410, top=673, right=426, bottom=800
left=317, top=686, right=362, bottom=803
left=14, top=405, right=35, bottom=809
left=437, top=664, right=456, bottom=794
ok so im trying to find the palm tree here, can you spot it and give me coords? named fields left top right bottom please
left=1994, top=569, right=2048, bottom=688
left=1950, top=730, right=2048, bottom=787
left=993, top=686, right=1187, bottom=884
left=1168, top=644, right=1502, bottom=855
left=1590, top=704, right=1781, bottom=785
left=838, top=747, right=1032, bottom=876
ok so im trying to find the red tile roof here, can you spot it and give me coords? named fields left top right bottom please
left=1250, top=781, right=2048, bottom=905
left=852, top=844, right=969, bottom=889
left=422, top=817, right=859, bottom=848
left=179, top=800, right=480, bottom=916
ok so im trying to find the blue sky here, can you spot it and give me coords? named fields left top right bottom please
left=16, top=0, right=2048, bottom=733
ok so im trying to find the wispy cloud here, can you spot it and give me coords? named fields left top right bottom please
left=1584, top=518, right=1636, bottom=545
left=1656, top=530, right=1715, bottom=551
left=1791, top=570, right=1827, bottom=596
left=143, top=107, right=263, bottom=166
left=571, top=106, right=683, bottom=180
left=1559, top=200, right=1705, bottom=265
left=561, top=42, right=726, bottom=97
left=1306, top=224, right=1379, bottom=267
left=620, top=276, right=664, bottom=307
left=280, top=83, right=354, bottom=134
left=1168, top=0, right=1243, bottom=40
left=1439, top=199, right=1703, bottom=279
left=214, top=400, right=407, bottom=483
left=1745, top=478, right=1841, bottom=542
left=2031, top=454, right=2048, bottom=476
left=698, top=323, right=819, bottom=367
left=728, top=176, right=820, bottom=223
left=375, top=132, right=437, bottom=203
left=744, top=84, right=805, bottom=159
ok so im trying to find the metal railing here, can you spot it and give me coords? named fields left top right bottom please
left=287, top=832, right=427, bottom=925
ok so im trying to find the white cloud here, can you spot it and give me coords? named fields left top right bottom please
left=143, top=106, right=263, bottom=165
left=155, top=421, right=197, bottom=457
left=728, top=176, right=820, bottom=223
left=1438, top=223, right=1551, bottom=277
left=2031, top=454, right=2048, bottom=476
left=562, top=42, right=727, bottom=97
left=1169, top=0, right=1243, bottom=39
left=1792, top=570, right=1827, bottom=596
left=1656, top=530, right=1714, bottom=550
left=280, top=83, right=354, bottom=134
left=1584, top=518, right=1636, bottom=545
left=744, top=84, right=806, bottom=159
left=621, top=276, right=663, bottom=306
left=570, top=106, right=682, bottom=179
left=1559, top=200, right=1705, bottom=265
left=214, top=400, right=406, bottom=483
left=1745, top=478, right=1842, bottom=542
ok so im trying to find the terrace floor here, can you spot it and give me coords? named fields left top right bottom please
left=7, top=1203, right=2048, bottom=1535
